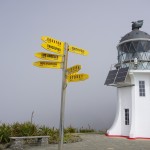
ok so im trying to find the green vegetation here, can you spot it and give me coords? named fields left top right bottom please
left=64, top=126, right=76, bottom=134
left=0, top=122, right=105, bottom=144
left=0, top=123, right=11, bottom=143
left=11, top=122, right=37, bottom=137
left=79, top=128, right=95, bottom=133
left=79, top=125, right=96, bottom=133
left=0, top=122, right=80, bottom=144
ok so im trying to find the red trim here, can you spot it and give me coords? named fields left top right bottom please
left=105, top=134, right=150, bottom=140
left=105, top=134, right=129, bottom=139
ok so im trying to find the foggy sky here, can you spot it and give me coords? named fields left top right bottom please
left=0, top=0, right=150, bottom=130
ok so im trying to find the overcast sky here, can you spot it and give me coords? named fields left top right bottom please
left=0, top=0, right=150, bottom=130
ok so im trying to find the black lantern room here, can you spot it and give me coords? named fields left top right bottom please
left=105, top=20, right=150, bottom=86
left=117, top=20, right=150, bottom=70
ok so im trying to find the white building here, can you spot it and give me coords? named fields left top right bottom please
left=105, top=20, right=150, bottom=139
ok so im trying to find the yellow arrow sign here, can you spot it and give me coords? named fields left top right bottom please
left=41, top=36, right=64, bottom=46
left=41, top=42, right=64, bottom=55
left=34, top=52, right=63, bottom=62
left=67, top=73, right=89, bottom=82
left=41, top=36, right=64, bottom=54
left=67, top=64, right=81, bottom=75
left=69, top=45, right=89, bottom=56
left=33, top=61, right=63, bottom=69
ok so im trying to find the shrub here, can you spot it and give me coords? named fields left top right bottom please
left=0, top=122, right=83, bottom=144
left=37, top=125, right=50, bottom=135
left=0, top=123, right=11, bottom=143
left=64, top=126, right=76, bottom=134
left=48, top=128, right=59, bottom=144
left=64, top=133, right=82, bottom=143
left=11, top=122, right=37, bottom=136
left=79, top=128, right=95, bottom=133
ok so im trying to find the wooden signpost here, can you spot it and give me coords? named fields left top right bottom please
left=33, top=36, right=89, bottom=150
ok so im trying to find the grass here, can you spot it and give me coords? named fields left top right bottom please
left=0, top=122, right=105, bottom=145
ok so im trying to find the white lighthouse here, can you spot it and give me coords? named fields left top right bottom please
left=105, top=20, right=150, bottom=139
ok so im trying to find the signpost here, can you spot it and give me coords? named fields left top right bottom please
left=33, top=36, right=89, bottom=150
left=67, top=64, right=81, bottom=75
left=35, top=52, right=63, bottom=62
left=33, top=61, right=63, bottom=69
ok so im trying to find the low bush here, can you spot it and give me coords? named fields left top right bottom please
left=0, top=123, right=11, bottom=143
left=0, top=122, right=99, bottom=144
left=64, top=126, right=76, bottom=134
left=11, top=122, right=37, bottom=137
left=79, top=128, right=95, bottom=133
left=37, top=125, right=51, bottom=136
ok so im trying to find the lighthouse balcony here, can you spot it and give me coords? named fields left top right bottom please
left=116, top=58, right=150, bottom=70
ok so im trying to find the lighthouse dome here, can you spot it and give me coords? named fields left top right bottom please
left=120, top=29, right=150, bottom=43
left=117, top=20, right=150, bottom=70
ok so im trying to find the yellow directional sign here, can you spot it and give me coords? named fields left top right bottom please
left=35, top=52, right=63, bottom=62
left=41, top=36, right=64, bottom=54
left=41, top=42, right=64, bottom=55
left=67, top=64, right=81, bottom=75
left=67, top=73, right=89, bottom=82
left=69, top=45, right=89, bottom=56
left=41, top=36, right=64, bottom=46
left=33, top=61, right=63, bottom=69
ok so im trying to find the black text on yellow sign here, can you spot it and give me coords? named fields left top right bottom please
left=67, top=64, right=81, bottom=74
left=41, top=36, right=64, bottom=47
left=33, top=61, right=63, bottom=69
left=41, top=43, right=64, bottom=55
left=67, top=73, right=89, bottom=82
left=34, top=52, right=63, bottom=62
left=41, top=36, right=64, bottom=55
left=68, top=45, right=89, bottom=56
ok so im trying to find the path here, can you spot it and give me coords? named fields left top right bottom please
left=24, top=133, right=150, bottom=150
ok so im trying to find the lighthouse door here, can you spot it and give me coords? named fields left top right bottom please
left=121, top=108, right=130, bottom=136
left=119, top=86, right=131, bottom=136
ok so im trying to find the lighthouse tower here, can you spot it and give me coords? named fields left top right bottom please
left=105, top=20, right=150, bottom=139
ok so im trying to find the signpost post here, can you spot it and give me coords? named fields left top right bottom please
left=58, top=42, right=68, bottom=150
left=33, top=36, right=89, bottom=150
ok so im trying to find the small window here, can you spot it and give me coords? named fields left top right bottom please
left=125, top=109, right=129, bottom=125
left=139, top=81, right=145, bottom=96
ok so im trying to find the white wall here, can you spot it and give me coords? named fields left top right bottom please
left=133, top=71, right=150, bottom=138
left=107, top=85, right=132, bottom=136
left=107, top=90, right=121, bottom=135
left=107, top=70, right=150, bottom=138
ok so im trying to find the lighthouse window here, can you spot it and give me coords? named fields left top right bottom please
left=139, top=81, right=145, bottom=96
left=125, top=109, right=129, bottom=125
